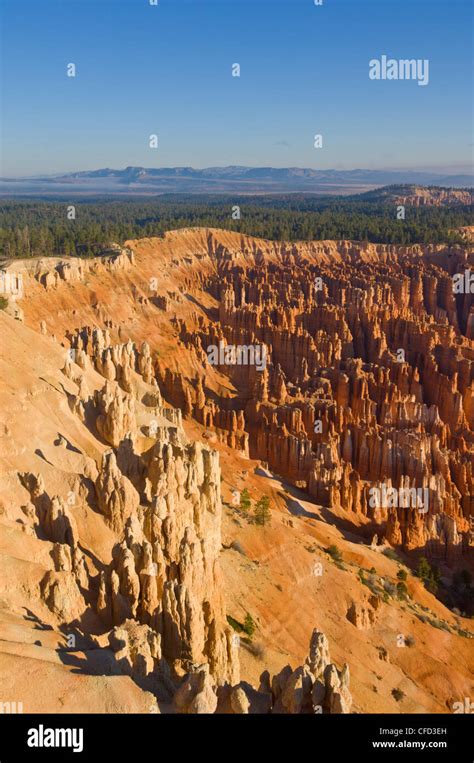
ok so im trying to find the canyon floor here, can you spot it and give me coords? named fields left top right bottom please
left=0, top=228, right=472, bottom=714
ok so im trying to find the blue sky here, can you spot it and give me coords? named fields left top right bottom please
left=1, top=0, right=472, bottom=176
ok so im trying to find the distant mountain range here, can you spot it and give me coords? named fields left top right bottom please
left=1, top=166, right=472, bottom=196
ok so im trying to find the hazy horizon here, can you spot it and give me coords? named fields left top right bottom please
left=4, top=162, right=474, bottom=181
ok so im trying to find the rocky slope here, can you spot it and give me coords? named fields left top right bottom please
left=0, top=228, right=472, bottom=713
left=389, top=186, right=472, bottom=207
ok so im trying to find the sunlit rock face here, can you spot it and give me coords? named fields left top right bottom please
left=0, top=228, right=472, bottom=714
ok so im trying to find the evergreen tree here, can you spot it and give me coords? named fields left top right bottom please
left=243, top=612, right=256, bottom=638
left=416, top=556, right=441, bottom=594
left=254, top=495, right=271, bottom=527
left=396, top=581, right=408, bottom=600
left=239, top=487, right=251, bottom=514
left=415, top=556, right=432, bottom=583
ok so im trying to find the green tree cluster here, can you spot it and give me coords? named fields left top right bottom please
left=1, top=194, right=471, bottom=260
left=243, top=613, right=256, bottom=638
left=416, top=556, right=441, bottom=594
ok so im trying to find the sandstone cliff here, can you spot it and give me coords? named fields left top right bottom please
left=0, top=227, right=472, bottom=714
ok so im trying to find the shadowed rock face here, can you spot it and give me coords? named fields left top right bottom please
left=0, top=228, right=472, bottom=713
